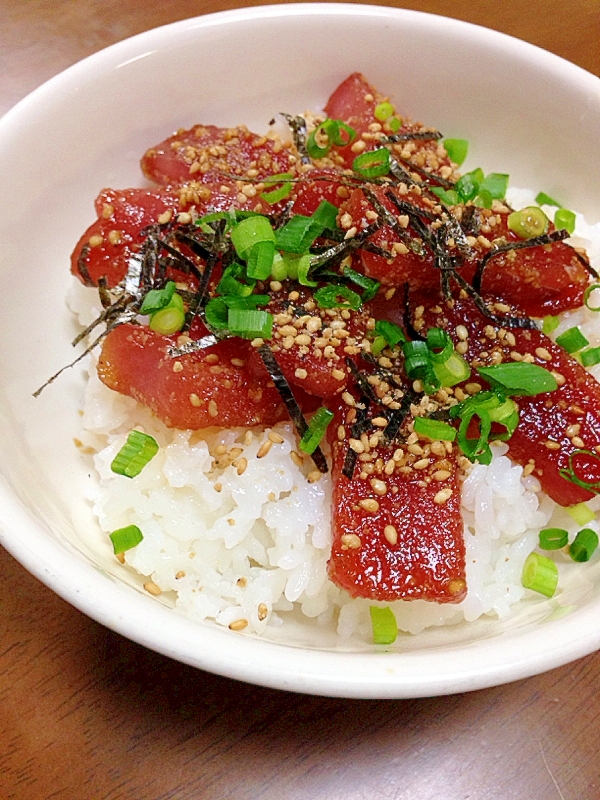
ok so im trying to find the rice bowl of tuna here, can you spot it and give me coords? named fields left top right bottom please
left=0, top=4, right=600, bottom=697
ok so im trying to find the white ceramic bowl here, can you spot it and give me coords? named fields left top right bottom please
left=1, top=4, right=600, bottom=698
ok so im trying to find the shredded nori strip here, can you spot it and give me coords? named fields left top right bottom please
left=451, top=270, right=538, bottom=329
left=460, top=205, right=482, bottom=236
left=257, top=344, right=328, bottom=473
left=76, top=244, right=95, bottom=287
left=381, top=390, right=415, bottom=445
left=281, top=113, right=310, bottom=164
left=381, top=129, right=443, bottom=143
left=309, top=222, right=381, bottom=272
left=472, top=229, right=570, bottom=293
left=362, top=187, right=423, bottom=255
left=393, top=155, right=456, bottom=190
left=167, top=335, right=219, bottom=357
left=402, top=282, right=426, bottom=341
left=342, top=397, right=371, bottom=480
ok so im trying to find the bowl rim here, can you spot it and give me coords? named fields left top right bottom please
left=1, top=2, right=600, bottom=699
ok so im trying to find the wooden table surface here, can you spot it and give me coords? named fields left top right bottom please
left=2, top=1, right=600, bottom=798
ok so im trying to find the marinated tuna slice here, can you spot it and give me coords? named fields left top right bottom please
left=324, top=72, right=455, bottom=177
left=245, top=287, right=370, bottom=399
left=141, top=124, right=294, bottom=188
left=415, top=294, right=600, bottom=505
left=340, top=186, right=591, bottom=317
left=98, top=324, right=290, bottom=429
left=71, top=188, right=180, bottom=287
left=328, top=398, right=466, bottom=602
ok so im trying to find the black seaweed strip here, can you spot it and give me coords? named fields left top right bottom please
left=281, top=114, right=310, bottom=164
left=70, top=293, right=138, bottom=348
left=460, top=206, right=481, bottom=236
left=345, top=358, right=384, bottom=406
left=402, top=282, right=426, bottom=341
left=382, top=129, right=443, bottom=143
left=309, top=222, right=380, bottom=271
left=442, top=214, right=474, bottom=260
left=472, top=229, right=570, bottom=293
left=573, top=248, right=598, bottom=278
left=393, top=156, right=456, bottom=189
left=76, top=244, right=95, bottom=287
left=97, top=277, right=111, bottom=309
left=258, top=344, right=328, bottom=473
left=342, top=397, right=371, bottom=480
left=382, top=391, right=415, bottom=445
left=156, top=238, right=204, bottom=282
left=140, top=233, right=159, bottom=291
left=167, top=334, right=219, bottom=357
left=451, top=270, right=537, bottom=330
left=172, top=230, right=217, bottom=263
left=34, top=304, right=139, bottom=397
left=362, top=187, right=421, bottom=253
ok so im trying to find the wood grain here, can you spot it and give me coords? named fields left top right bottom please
left=2, top=1, right=600, bottom=798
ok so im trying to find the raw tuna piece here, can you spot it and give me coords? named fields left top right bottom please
left=141, top=124, right=294, bottom=188
left=97, top=324, right=290, bottom=429
left=340, top=186, right=591, bottom=317
left=327, top=397, right=466, bottom=602
left=415, top=294, right=600, bottom=506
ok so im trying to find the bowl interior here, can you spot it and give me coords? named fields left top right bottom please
left=1, top=3, right=600, bottom=697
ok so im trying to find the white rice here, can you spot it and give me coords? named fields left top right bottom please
left=71, top=198, right=600, bottom=641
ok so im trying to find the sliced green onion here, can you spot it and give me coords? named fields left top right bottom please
left=299, top=406, right=334, bottom=455
left=581, top=347, right=600, bottom=367
left=507, top=206, right=549, bottom=239
left=584, top=284, right=600, bottom=312
left=402, top=340, right=432, bottom=380
left=230, top=215, right=275, bottom=258
left=369, top=606, right=398, bottom=645
left=343, top=266, right=380, bottom=302
left=204, top=297, right=229, bottom=331
left=374, top=320, right=406, bottom=349
left=542, top=315, right=560, bottom=335
left=388, top=117, right=401, bottom=133
left=222, top=294, right=270, bottom=310
left=149, top=300, right=186, bottom=335
left=443, top=138, right=469, bottom=167
left=473, top=190, right=493, bottom=209
left=370, top=336, right=387, bottom=357
left=140, top=281, right=176, bottom=314
left=246, top=240, right=276, bottom=281
left=109, top=524, right=144, bottom=555
left=374, top=102, right=395, bottom=121
left=311, top=199, right=339, bottom=231
left=566, top=502, right=596, bottom=526
left=216, top=263, right=255, bottom=297
left=521, top=552, right=558, bottom=598
left=260, top=172, right=294, bottom=204
left=554, top=208, right=576, bottom=235
left=569, top=528, right=599, bottom=562
left=413, top=417, right=457, bottom=442
left=430, top=187, right=460, bottom=207
left=539, top=528, right=569, bottom=550
left=270, top=252, right=288, bottom=282
left=456, top=168, right=483, bottom=203
left=555, top=326, right=589, bottom=354
left=275, top=215, right=318, bottom=253
left=476, top=362, right=558, bottom=396
left=535, top=191, right=561, bottom=207
left=227, top=308, right=273, bottom=340
left=352, top=147, right=391, bottom=178
left=456, top=406, right=492, bottom=464
left=296, top=254, right=318, bottom=287
left=479, top=172, right=509, bottom=200
left=559, top=449, right=600, bottom=493
left=434, top=352, right=472, bottom=387
left=307, top=119, right=356, bottom=158
left=111, top=430, right=159, bottom=478
left=314, top=284, right=362, bottom=311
